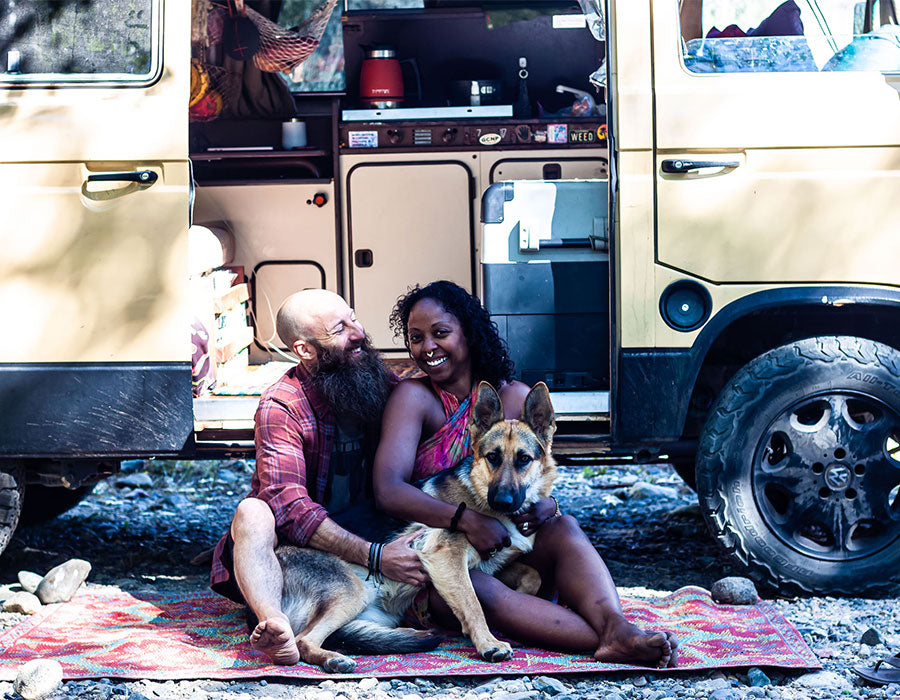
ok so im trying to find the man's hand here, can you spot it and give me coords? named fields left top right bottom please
left=459, top=509, right=511, bottom=560
left=510, top=497, right=559, bottom=537
left=380, top=530, right=429, bottom=587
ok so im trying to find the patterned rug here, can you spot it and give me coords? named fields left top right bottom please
left=0, top=586, right=819, bottom=680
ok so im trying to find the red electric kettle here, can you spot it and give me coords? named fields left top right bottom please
left=359, top=46, right=404, bottom=108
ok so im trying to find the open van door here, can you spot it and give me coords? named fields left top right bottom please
left=0, top=1, right=193, bottom=459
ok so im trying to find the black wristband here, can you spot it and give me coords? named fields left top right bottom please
left=448, top=502, right=467, bottom=533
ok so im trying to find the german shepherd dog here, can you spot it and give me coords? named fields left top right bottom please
left=273, top=381, right=557, bottom=672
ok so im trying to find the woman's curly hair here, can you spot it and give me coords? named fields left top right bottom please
left=390, top=280, right=515, bottom=388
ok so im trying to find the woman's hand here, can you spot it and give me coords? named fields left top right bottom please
left=510, top=497, right=560, bottom=537
left=380, top=530, right=429, bottom=587
left=459, top=509, right=511, bottom=560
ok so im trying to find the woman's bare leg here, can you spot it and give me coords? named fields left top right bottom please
left=523, top=514, right=677, bottom=667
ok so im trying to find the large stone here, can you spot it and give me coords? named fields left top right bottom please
left=533, top=676, right=568, bottom=696
left=860, top=627, right=885, bottom=646
left=711, top=577, right=758, bottom=605
left=2, top=592, right=42, bottom=615
left=14, top=659, right=63, bottom=700
left=114, top=473, right=154, bottom=489
left=17, top=571, right=42, bottom=594
left=35, top=558, right=91, bottom=604
left=794, top=671, right=851, bottom=690
left=747, top=667, right=771, bottom=687
left=627, top=481, right=679, bottom=500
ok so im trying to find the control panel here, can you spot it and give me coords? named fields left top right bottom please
left=339, top=119, right=607, bottom=151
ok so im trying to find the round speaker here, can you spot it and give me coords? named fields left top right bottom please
left=660, top=281, right=712, bottom=332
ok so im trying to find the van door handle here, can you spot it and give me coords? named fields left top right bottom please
left=661, top=159, right=740, bottom=174
left=87, top=170, right=158, bottom=185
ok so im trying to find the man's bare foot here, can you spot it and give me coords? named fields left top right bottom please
left=249, top=614, right=299, bottom=665
left=594, top=615, right=679, bottom=668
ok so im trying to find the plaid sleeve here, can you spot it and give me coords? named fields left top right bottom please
left=254, top=399, right=328, bottom=546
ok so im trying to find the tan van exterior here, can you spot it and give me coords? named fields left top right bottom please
left=1, top=0, right=899, bottom=593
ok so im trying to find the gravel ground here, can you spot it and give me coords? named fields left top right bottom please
left=0, top=459, right=897, bottom=700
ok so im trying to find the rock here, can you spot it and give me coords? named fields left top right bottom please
left=216, top=469, right=240, bottom=483
left=3, top=591, right=42, bottom=614
left=119, top=460, right=147, bottom=474
left=697, top=678, right=731, bottom=692
left=861, top=627, right=885, bottom=646
left=114, top=473, right=154, bottom=489
left=494, top=693, right=540, bottom=700
left=667, top=502, right=701, bottom=518
left=533, top=677, right=568, bottom=696
left=161, top=493, right=192, bottom=510
left=359, top=677, right=378, bottom=691
left=708, top=690, right=735, bottom=700
left=627, top=481, right=679, bottom=500
left=35, top=558, right=91, bottom=604
left=14, top=659, right=63, bottom=700
left=633, top=676, right=648, bottom=687
left=711, top=577, right=758, bottom=605
left=0, top=583, right=20, bottom=602
left=794, top=671, right=852, bottom=690
left=747, top=668, right=771, bottom=687
left=18, top=571, right=43, bottom=593
left=604, top=694, right=627, bottom=700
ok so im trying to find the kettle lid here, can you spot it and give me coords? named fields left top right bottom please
left=363, top=45, right=397, bottom=59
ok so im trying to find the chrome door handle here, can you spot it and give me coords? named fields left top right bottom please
left=661, top=159, right=740, bottom=174
left=87, top=170, right=158, bottom=184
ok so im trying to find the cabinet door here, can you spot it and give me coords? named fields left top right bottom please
left=347, top=161, right=475, bottom=350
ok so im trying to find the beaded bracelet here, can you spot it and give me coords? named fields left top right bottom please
left=366, top=541, right=385, bottom=584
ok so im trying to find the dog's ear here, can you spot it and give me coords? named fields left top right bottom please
left=469, top=381, right=504, bottom=441
left=520, top=382, right=555, bottom=448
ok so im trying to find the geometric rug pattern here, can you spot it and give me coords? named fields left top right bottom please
left=0, top=586, right=820, bottom=680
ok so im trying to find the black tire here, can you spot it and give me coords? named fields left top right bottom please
left=697, top=336, right=900, bottom=596
left=20, top=484, right=96, bottom=526
left=0, top=464, right=25, bottom=556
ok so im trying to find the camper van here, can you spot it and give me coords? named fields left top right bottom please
left=1, top=0, right=899, bottom=596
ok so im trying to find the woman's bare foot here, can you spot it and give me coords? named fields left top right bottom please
left=249, top=614, right=299, bottom=665
left=594, top=615, right=679, bottom=668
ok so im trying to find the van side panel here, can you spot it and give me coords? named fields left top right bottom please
left=0, top=363, right=192, bottom=458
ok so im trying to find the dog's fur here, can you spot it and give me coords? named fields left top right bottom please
left=273, top=381, right=557, bottom=672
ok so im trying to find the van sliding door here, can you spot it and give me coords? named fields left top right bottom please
left=0, top=1, right=192, bottom=457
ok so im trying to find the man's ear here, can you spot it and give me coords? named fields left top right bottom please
left=520, top=382, right=555, bottom=448
left=469, top=381, right=504, bottom=441
left=293, top=338, right=317, bottom=363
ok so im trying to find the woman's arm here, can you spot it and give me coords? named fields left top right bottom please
left=373, top=380, right=461, bottom=528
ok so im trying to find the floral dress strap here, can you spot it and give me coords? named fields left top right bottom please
left=411, top=383, right=476, bottom=482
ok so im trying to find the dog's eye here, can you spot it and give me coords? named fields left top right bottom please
left=485, top=452, right=502, bottom=467
left=515, top=452, right=533, bottom=467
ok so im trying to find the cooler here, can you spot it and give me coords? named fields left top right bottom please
left=481, top=180, right=610, bottom=390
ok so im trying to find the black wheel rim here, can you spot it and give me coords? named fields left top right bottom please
left=753, top=391, right=900, bottom=561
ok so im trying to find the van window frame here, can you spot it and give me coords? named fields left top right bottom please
left=0, top=0, right=163, bottom=88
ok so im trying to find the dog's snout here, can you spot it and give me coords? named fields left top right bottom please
left=487, top=484, right=525, bottom=513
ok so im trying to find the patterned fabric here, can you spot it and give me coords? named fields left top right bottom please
left=412, top=384, right=476, bottom=481
left=210, top=364, right=334, bottom=591
left=0, top=586, right=820, bottom=680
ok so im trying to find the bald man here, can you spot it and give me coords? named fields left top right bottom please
left=209, top=290, right=427, bottom=665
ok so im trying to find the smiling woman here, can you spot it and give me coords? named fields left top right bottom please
left=370, top=280, right=679, bottom=667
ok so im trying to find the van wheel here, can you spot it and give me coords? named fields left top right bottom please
left=21, top=484, right=96, bottom=525
left=696, top=336, right=900, bottom=596
left=0, top=464, right=25, bottom=556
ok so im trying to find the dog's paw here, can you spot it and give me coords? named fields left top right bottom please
left=323, top=654, right=357, bottom=674
left=480, top=642, right=514, bottom=662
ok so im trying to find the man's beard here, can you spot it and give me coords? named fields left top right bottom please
left=308, top=337, right=392, bottom=430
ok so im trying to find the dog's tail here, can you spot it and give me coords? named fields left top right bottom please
left=325, top=620, right=443, bottom=655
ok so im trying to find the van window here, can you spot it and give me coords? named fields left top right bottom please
left=0, top=0, right=158, bottom=83
left=681, top=0, right=900, bottom=74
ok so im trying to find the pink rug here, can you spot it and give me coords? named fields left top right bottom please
left=0, top=586, right=820, bottom=680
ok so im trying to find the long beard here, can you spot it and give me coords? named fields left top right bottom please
left=309, top=338, right=393, bottom=430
